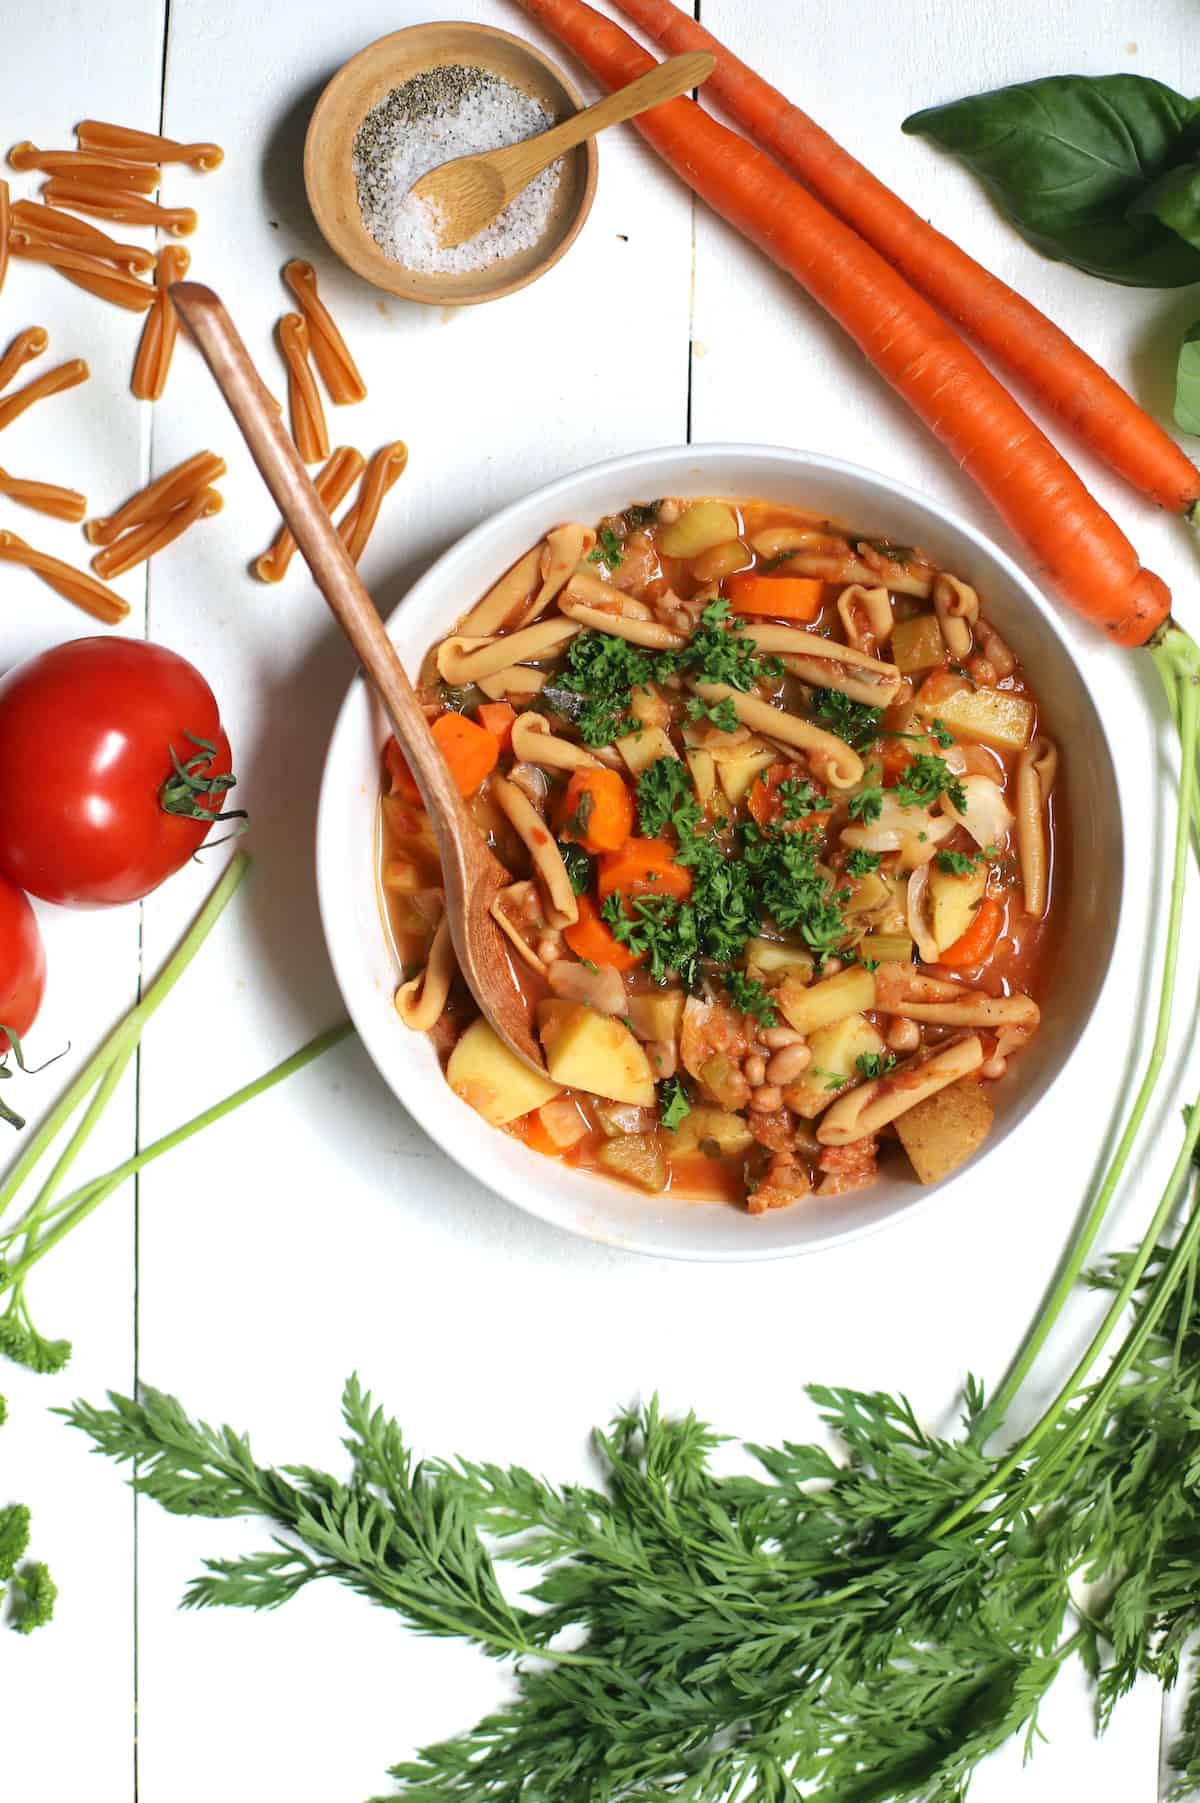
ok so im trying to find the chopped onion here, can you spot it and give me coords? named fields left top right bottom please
left=905, top=864, right=941, bottom=963
left=944, top=774, right=1014, bottom=849
left=547, top=959, right=627, bottom=1015
left=509, top=762, right=550, bottom=808
left=841, top=794, right=956, bottom=867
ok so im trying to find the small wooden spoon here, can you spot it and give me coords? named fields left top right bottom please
left=411, top=51, right=714, bottom=249
left=170, top=281, right=546, bottom=1074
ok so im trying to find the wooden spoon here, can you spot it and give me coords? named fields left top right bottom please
left=411, top=51, right=714, bottom=249
left=170, top=281, right=546, bottom=1074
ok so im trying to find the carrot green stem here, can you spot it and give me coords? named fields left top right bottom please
left=5, top=1043, right=136, bottom=1257
left=2, top=1023, right=353, bottom=1291
left=0, top=853, right=251, bottom=1222
left=970, top=624, right=1200, bottom=1447
left=943, top=625, right=1199, bottom=1517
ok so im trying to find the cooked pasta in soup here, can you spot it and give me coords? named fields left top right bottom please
left=379, top=496, right=1062, bottom=1213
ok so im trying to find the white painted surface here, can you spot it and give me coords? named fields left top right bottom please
left=0, top=0, right=1195, bottom=1797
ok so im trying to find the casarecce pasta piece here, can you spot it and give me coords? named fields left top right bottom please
left=933, top=574, right=979, bottom=660
left=0, top=468, right=87, bottom=523
left=255, top=445, right=365, bottom=583
left=91, top=487, right=223, bottom=579
left=338, top=441, right=408, bottom=563
left=0, top=327, right=48, bottom=394
left=558, top=576, right=686, bottom=649
left=491, top=775, right=579, bottom=928
left=872, top=959, right=1040, bottom=1031
left=459, top=545, right=544, bottom=636
left=489, top=881, right=551, bottom=975
left=837, top=583, right=893, bottom=652
left=817, top=1036, right=985, bottom=1145
left=690, top=682, right=864, bottom=788
left=1014, top=735, right=1058, bottom=918
left=131, top=244, right=190, bottom=400
left=8, top=144, right=160, bottom=190
left=282, top=260, right=367, bottom=404
left=510, top=711, right=603, bottom=772
left=477, top=666, right=548, bottom=701
left=278, top=312, right=329, bottom=464
left=394, top=913, right=456, bottom=1030
left=41, top=178, right=197, bottom=235
left=0, top=529, right=127, bottom=624
left=86, top=451, right=226, bottom=546
left=0, top=357, right=88, bottom=432
left=737, top=621, right=902, bottom=705
left=519, top=523, right=598, bottom=625
left=10, top=235, right=156, bottom=310
left=975, top=615, right=1016, bottom=679
left=75, top=119, right=224, bottom=171
left=436, top=619, right=579, bottom=685
left=11, top=199, right=154, bottom=272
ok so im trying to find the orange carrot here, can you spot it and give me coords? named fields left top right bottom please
left=609, top=0, right=1200, bottom=517
left=561, top=767, right=635, bottom=854
left=384, top=737, right=422, bottom=806
left=562, top=892, right=642, bottom=971
left=431, top=711, right=498, bottom=796
left=597, top=836, right=692, bottom=905
left=727, top=572, right=822, bottom=620
left=475, top=700, right=517, bottom=753
left=516, top=0, right=1171, bottom=648
left=879, top=739, right=913, bottom=786
left=937, top=896, right=1003, bottom=968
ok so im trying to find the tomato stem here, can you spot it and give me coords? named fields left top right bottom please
left=159, top=730, right=247, bottom=827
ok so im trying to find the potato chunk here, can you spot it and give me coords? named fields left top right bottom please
left=626, top=989, right=686, bottom=1043
left=596, top=1131, right=669, bottom=1192
left=784, top=1014, right=885, bottom=1118
left=716, top=748, right=776, bottom=804
left=915, top=683, right=1033, bottom=752
left=447, top=1019, right=562, bottom=1126
left=667, top=1105, right=754, bottom=1158
left=537, top=1001, right=656, bottom=1107
left=778, top=964, right=875, bottom=1037
left=894, top=1079, right=994, bottom=1185
left=745, top=937, right=815, bottom=982
left=928, top=864, right=988, bottom=954
left=658, top=500, right=740, bottom=559
left=891, top=614, right=946, bottom=675
left=616, top=724, right=679, bottom=776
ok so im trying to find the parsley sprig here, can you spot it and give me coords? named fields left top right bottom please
left=812, top=687, right=883, bottom=751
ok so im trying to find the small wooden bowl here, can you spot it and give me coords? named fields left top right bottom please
left=304, top=22, right=598, bottom=307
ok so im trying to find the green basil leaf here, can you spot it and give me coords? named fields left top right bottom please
left=1174, top=322, right=1200, bottom=436
left=1132, top=159, right=1200, bottom=251
left=903, top=74, right=1200, bottom=287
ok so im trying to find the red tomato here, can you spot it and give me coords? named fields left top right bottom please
left=0, top=639, right=238, bottom=907
left=0, top=872, right=46, bottom=1053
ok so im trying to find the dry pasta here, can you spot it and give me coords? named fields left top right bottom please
left=86, top=450, right=225, bottom=547
left=277, top=312, right=328, bottom=464
left=10, top=236, right=156, bottom=311
left=338, top=441, right=408, bottom=563
left=0, top=468, right=87, bottom=523
left=0, top=529, right=127, bottom=624
left=91, top=486, right=223, bottom=580
left=41, top=178, right=196, bottom=236
left=254, top=445, right=365, bottom=583
left=131, top=244, right=190, bottom=400
left=11, top=199, right=155, bottom=272
left=282, top=259, right=367, bottom=404
left=75, top=119, right=224, bottom=171
left=0, top=327, right=48, bottom=394
left=0, top=357, right=88, bottom=432
left=8, top=143, right=160, bottom=190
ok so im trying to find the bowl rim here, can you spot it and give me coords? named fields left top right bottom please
left=303, top=20, right=600, bottom=307
left=316, top=441, right=1127, bottom=1262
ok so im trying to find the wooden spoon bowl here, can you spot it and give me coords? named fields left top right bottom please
left=304, top=22, right=598, bottom=307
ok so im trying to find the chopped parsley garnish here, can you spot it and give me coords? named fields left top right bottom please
left=893, top=754, right=967, bottom=814
left=935, top=849, right=983, bottom=876
left=777, top=778, right=832, bottom=820
left=588, top=527, right=624, bottom=571
left=558, top=632, right=657, bottom=747
left=722, top=970, right=778, bottom=1028
left=686, top=694, right=740, bottom=733
left=847, top=786, right=884, bottom=825
left=739, top=823, right=849, bottom=962
left=928, top=717, right=954, bottom=749
left=559, top=841, right=594, bottom=895
left=658, top=1074, right=692, bottom=1130
left=670, top=598, right=783, bottom=693
left=845, top=848, right=882, bottom=877
left=812, top=688, right=883, bottom=752
left=856, top=1051, right=898, bottom=1080
left=861, top=537, right=915, bottom=563
left=758, top=549, right=799, bottom=573
left=636, top=758, right=694, bottom=838
left=813, top=1066, right=848, bottom=1092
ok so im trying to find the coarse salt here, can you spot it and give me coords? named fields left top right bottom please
left=353, top=65, right=564, bottom=276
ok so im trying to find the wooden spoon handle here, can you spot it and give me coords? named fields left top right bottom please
left=517, top=51, right=713, bottom=171
left=169, top=282, right=463, bottom=836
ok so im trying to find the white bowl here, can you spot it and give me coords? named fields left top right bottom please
left=316, top=444, right=1123, bottom=1261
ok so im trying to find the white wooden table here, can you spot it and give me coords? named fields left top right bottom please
left=2, top=1, right=1197, bottom=1796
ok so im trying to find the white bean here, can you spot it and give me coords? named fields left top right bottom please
left=766, top=1043, right=812, bottom=1086
left=743, top=1053, right=767, bottom=1087
left=980, top=1053, right=1008, bottom=1080
left=886, top=1017, right=920, bottom=1053
left=760, top=1025, right=804, bottom=1050
left=749, top=1084, right=783, bottom=1112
